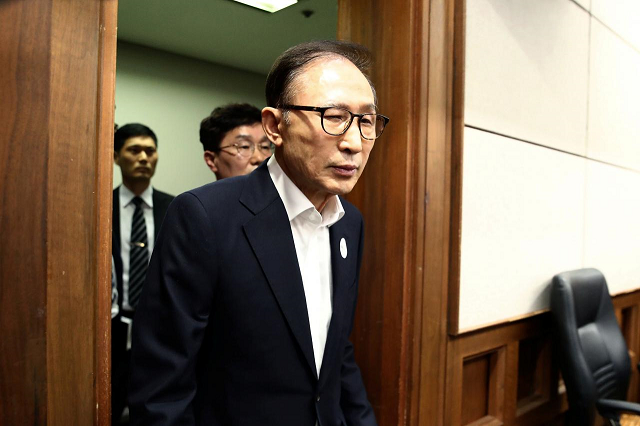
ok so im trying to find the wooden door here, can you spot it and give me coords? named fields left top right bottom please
left=338, top=0, right=460, bottom=425
left=0, top=0, right=117, bottom=424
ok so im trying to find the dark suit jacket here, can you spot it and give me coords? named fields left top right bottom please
left=112, top=186, right=174, bottom=352
left=128, top=162, right=377, bottom=426
left=112, top=186, right=174, bottom=303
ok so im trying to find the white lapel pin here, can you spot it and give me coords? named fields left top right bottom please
left=340, top=238, right=347, bottom=259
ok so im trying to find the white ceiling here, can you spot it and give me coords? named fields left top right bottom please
left=117, top=0, right=338, bottom=75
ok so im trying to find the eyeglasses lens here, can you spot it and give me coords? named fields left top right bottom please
left=237, top=143, right=254, bottom=158
left=322, top=108, right=351, bottom=136
left=321, top=108, right=385, bottom=140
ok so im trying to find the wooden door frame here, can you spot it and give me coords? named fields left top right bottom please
left=92, top=0, right=465, bottom=423
left=96, top=1, right=119, bottom=424
left=3, top=0, right=467, bottom=423
left=338, top=0, right=463, bottom=424
left=0, top=0, right=117, bottom=424
left=101, top=0, right=464, bottom=424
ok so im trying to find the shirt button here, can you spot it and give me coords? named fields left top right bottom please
left=316, top=395, right=321, bottom=402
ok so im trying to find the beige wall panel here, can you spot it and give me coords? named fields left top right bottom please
left=574, top=0, right=590, bottom=10
left=584, top=161, right=640, bottom=294
left=114, top=42, right=266, bottom=196
left=591, top=0, right=640, bottom=51
left=459, top=127, right=586, bottom=331
left=587, top=19, right=640, bottom=172
left=465, top=0, right=589, bottom=155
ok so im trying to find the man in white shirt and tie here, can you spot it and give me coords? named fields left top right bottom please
left=129, top=40, right=389, bottom=426
left=111, top=123, right=174, bottom=425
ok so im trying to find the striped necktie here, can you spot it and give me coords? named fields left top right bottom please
left=128, top=196, right=148, bottom=309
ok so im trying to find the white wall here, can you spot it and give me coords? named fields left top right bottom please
left=459, top=0, right=640, bottom=331
left=113, top=41, right=266, bottom=196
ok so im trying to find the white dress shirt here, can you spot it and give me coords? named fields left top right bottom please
left=268, top=155, right=345, bottom=377
left=119, top=184, right=155, bottom=312
left=111, top=255, right=119, bottom=319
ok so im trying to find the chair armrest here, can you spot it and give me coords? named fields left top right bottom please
left=597, top=398, right=640, bottom=421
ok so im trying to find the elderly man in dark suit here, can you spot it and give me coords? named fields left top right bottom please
left=111, top=123, right=174, bottom=425
left=129, top=40, right=389, bottom=426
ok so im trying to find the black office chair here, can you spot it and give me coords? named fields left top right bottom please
left=550, top=268, right=640, bottom=426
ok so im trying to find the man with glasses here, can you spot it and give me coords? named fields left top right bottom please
left=199, top=103, right=272, bottom=180
left=129, top=40, right=388, bottom=426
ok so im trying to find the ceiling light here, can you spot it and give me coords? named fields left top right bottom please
left=232, top=0, right=298, bottom=13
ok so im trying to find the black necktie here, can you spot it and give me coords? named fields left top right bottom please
left=128, top=197, right=148, bottom=309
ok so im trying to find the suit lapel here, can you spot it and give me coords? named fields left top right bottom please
left=113, top=187, right=120, bottom=251
left=112, top=188, right=123, bottom=302
left=241, top=163, right=317, bottom=379
left=318, top=209, right=357, bottom=386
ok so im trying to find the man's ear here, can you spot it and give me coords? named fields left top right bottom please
left=113, top=151, right=120, bottom=165
left=262, top=107, right=284, bottom=148
left=204, top=151, right=218, bottom=174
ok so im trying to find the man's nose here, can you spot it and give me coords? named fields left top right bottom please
left=138, top=151, right=148, bottom=162
left=339, top=122, right=363, bottom=154
left=249, top=145, right=263, bottom=165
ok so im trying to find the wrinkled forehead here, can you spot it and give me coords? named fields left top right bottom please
left=291, top=56, right=376, bottom=106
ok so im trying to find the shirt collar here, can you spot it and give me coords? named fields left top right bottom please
left=120, top=184, right=154, bottom=209
left=267, top=154, right=344, bottom=227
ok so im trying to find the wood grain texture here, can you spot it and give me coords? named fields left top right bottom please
left=515, top=336, right=552, bottom=418
left=46, top=1, right=102, bottom=423
left=338, top=0, right=458, bottom=424
left=47, top=1, right=101, bottom=423
left=338, top=1, right=418, bottom=424
left=444, top=288, right=640, bottom=426
left=447, top=0, right=466, bottom=335
left=338, top=0, right=459, bottom=424
left=447, top=315, right=553, bottom=426
left=462, top=355, right=491, bottom=424
left=0, top=1, right=52, bottom=423
left=95, top=1, right=118, bottom=424
left=614, top=291, right=640, bottom=405
left=0, top=0, right=117, bottom=424
left=418, top=0, right=459, bottom=422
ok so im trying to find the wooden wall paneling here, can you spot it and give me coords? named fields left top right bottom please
left=446, top=315, right=573, bottom=426
left=503, top=341, right=519, bottom=425
left=95, top=1, right=118, bottom=424
left=463, top=359, right=488, bottom=424
left=445, top=341, right=509, bottom=426
left=0, top=1, right=52, bottom=423
left=514, top=336, right=566, bottom=426
left=515, top=335, right=551, bottom=416
left=613, top=291, right=640, bottom=403
left=462, top=354, right=491, bottom=424
left=445, top=337, right=464, bottom=426
left=444, top=291, right=640, bottom=426
left=620, top=305, right=639, bottom=403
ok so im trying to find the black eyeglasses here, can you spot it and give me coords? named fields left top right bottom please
left=281, top=105, right=389, bottom=140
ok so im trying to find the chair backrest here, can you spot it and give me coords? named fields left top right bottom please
left=550, top=268, right=631, bottom=426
